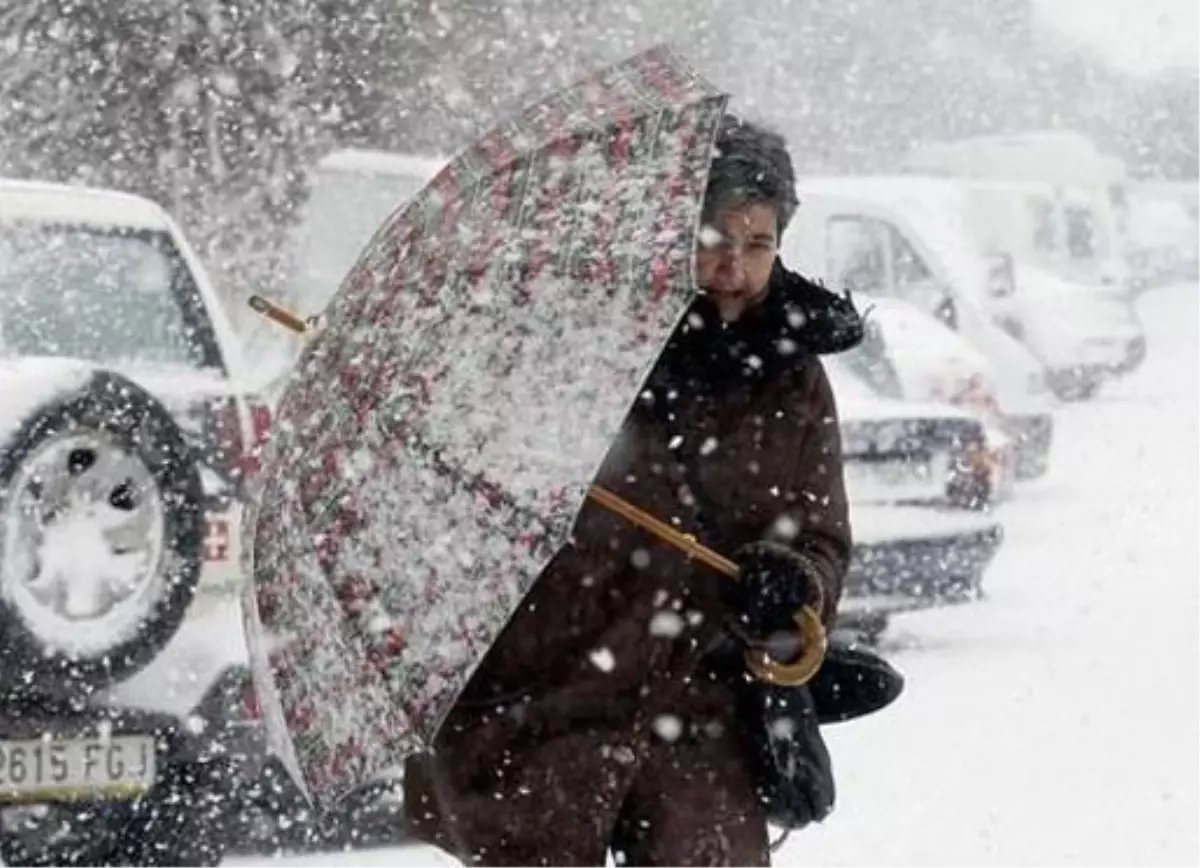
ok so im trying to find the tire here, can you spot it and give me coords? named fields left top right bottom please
left=0, top=370, right=204, bottom=694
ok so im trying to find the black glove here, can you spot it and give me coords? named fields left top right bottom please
left=726, top=540, right=824, bottom=641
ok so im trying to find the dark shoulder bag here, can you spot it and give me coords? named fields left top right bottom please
left=734, top=638, right=905, bottom=836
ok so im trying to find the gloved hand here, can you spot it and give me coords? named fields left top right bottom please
left=725, top=541, right=824, bottom=643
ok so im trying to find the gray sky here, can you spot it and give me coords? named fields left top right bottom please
left=1033, top=0, right=1199, bottom=76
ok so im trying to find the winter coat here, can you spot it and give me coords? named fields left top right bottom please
left=404, top=262, right=863, bottom=866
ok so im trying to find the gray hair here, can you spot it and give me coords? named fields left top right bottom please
left=701, top=114, right=799, bottom=235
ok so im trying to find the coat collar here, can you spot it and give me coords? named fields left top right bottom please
left=646, top=259, right=864, bottom=399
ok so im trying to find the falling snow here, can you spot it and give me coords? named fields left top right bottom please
left=0, top=1, right=1194, bottom=864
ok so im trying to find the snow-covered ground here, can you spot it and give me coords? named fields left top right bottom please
left=230, top=282, right=1198, bottom=867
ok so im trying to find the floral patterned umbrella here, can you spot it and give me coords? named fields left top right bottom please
left=242, top=45, right=729, bottom=809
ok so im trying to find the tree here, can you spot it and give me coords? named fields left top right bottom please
left=0, top=0, right=326, bottom=324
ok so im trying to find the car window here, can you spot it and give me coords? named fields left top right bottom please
left=831, top=315, right=905, bottom=401
left=0, top=222, right=223, bottom=371
left=826, top=215, right=888, bottom=295
left=1064, top=204, right=1098, bottom=260
left=1029, top=196, right=1059, bottom=255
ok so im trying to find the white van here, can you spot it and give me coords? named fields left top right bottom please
left=900, top=131, right=1134, bottom=294
left=246, top=148, right=447, bottom=393
left=953, top=178, right=1131, bottom=293
left=785, top=175, right=1146, bottom=400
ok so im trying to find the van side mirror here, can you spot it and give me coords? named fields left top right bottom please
left=985, top=251, right=1016, bottom=299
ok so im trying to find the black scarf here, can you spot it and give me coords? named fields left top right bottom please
left=645, top=259, right=864, bottom=403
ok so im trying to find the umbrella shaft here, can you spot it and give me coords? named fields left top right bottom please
left=250, top=294, right=308, bottom=334
left=586, top=485, right=739, bottom=579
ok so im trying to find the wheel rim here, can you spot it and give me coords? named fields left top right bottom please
left=2, top=429, right=168, bottom=658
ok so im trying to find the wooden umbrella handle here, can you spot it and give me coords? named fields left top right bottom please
left=585, top=484, right=739, bottom=576
left=249, top=294, right=309, bottom=334
left=586, top=485, right=826, bottom=686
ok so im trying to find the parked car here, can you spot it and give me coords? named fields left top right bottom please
left=827, top=354, right=1005, bottom=642
left=0, top=178, right=267, bottom=865
left=990, top=261, right=1147, bottom=397
left=851, top=294, right=1055, bottom=482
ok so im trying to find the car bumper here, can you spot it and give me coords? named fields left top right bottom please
left=0, top=701, right=261, bottom=863
left=842, top=505, right=1004, bottom=615
left=1049, top=334, right=1146, bottom=384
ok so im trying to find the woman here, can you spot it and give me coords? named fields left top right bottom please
left=404, top=114, right=863, bottom=867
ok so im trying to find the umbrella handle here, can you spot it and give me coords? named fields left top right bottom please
left=587, top=485, right=825, bottom=687
left=249, top=294, right=328, bottom=336
left=249, top=294, right=310, bottom=334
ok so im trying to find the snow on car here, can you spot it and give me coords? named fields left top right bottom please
left=0, top=178, right=267, bottom=864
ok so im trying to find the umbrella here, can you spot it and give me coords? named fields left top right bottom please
left=243, top=46, right=746, bottom=810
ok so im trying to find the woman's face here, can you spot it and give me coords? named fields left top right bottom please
left=694, top=201, right=779, bottom=322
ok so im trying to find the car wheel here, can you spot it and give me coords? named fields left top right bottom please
left=0, top=370, right=204, bottom=695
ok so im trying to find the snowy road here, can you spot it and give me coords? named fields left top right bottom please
left=231, top=282, right=1198, bottom=867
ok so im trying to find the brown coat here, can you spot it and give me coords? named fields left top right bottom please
left=405, top=266, right=858, bottom=866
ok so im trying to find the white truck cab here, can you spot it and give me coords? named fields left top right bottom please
left=288, top=148, right=447, bottom=318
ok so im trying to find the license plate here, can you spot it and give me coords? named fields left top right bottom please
left=0, top=735, right=157, bottom=803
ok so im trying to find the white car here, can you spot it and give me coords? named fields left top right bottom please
left=0, top=179, right=268, bottom=864
left=826, top=355, right=1005, bottom=641
left=1121, top=190, right=1199, bottom=289
left=851, top=294, right=1055, bottom=482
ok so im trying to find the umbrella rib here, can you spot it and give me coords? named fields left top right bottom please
left=397, top=431, right=563, bottom=557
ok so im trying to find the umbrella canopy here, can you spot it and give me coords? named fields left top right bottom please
left=242, top=45, right=729, bottom=809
